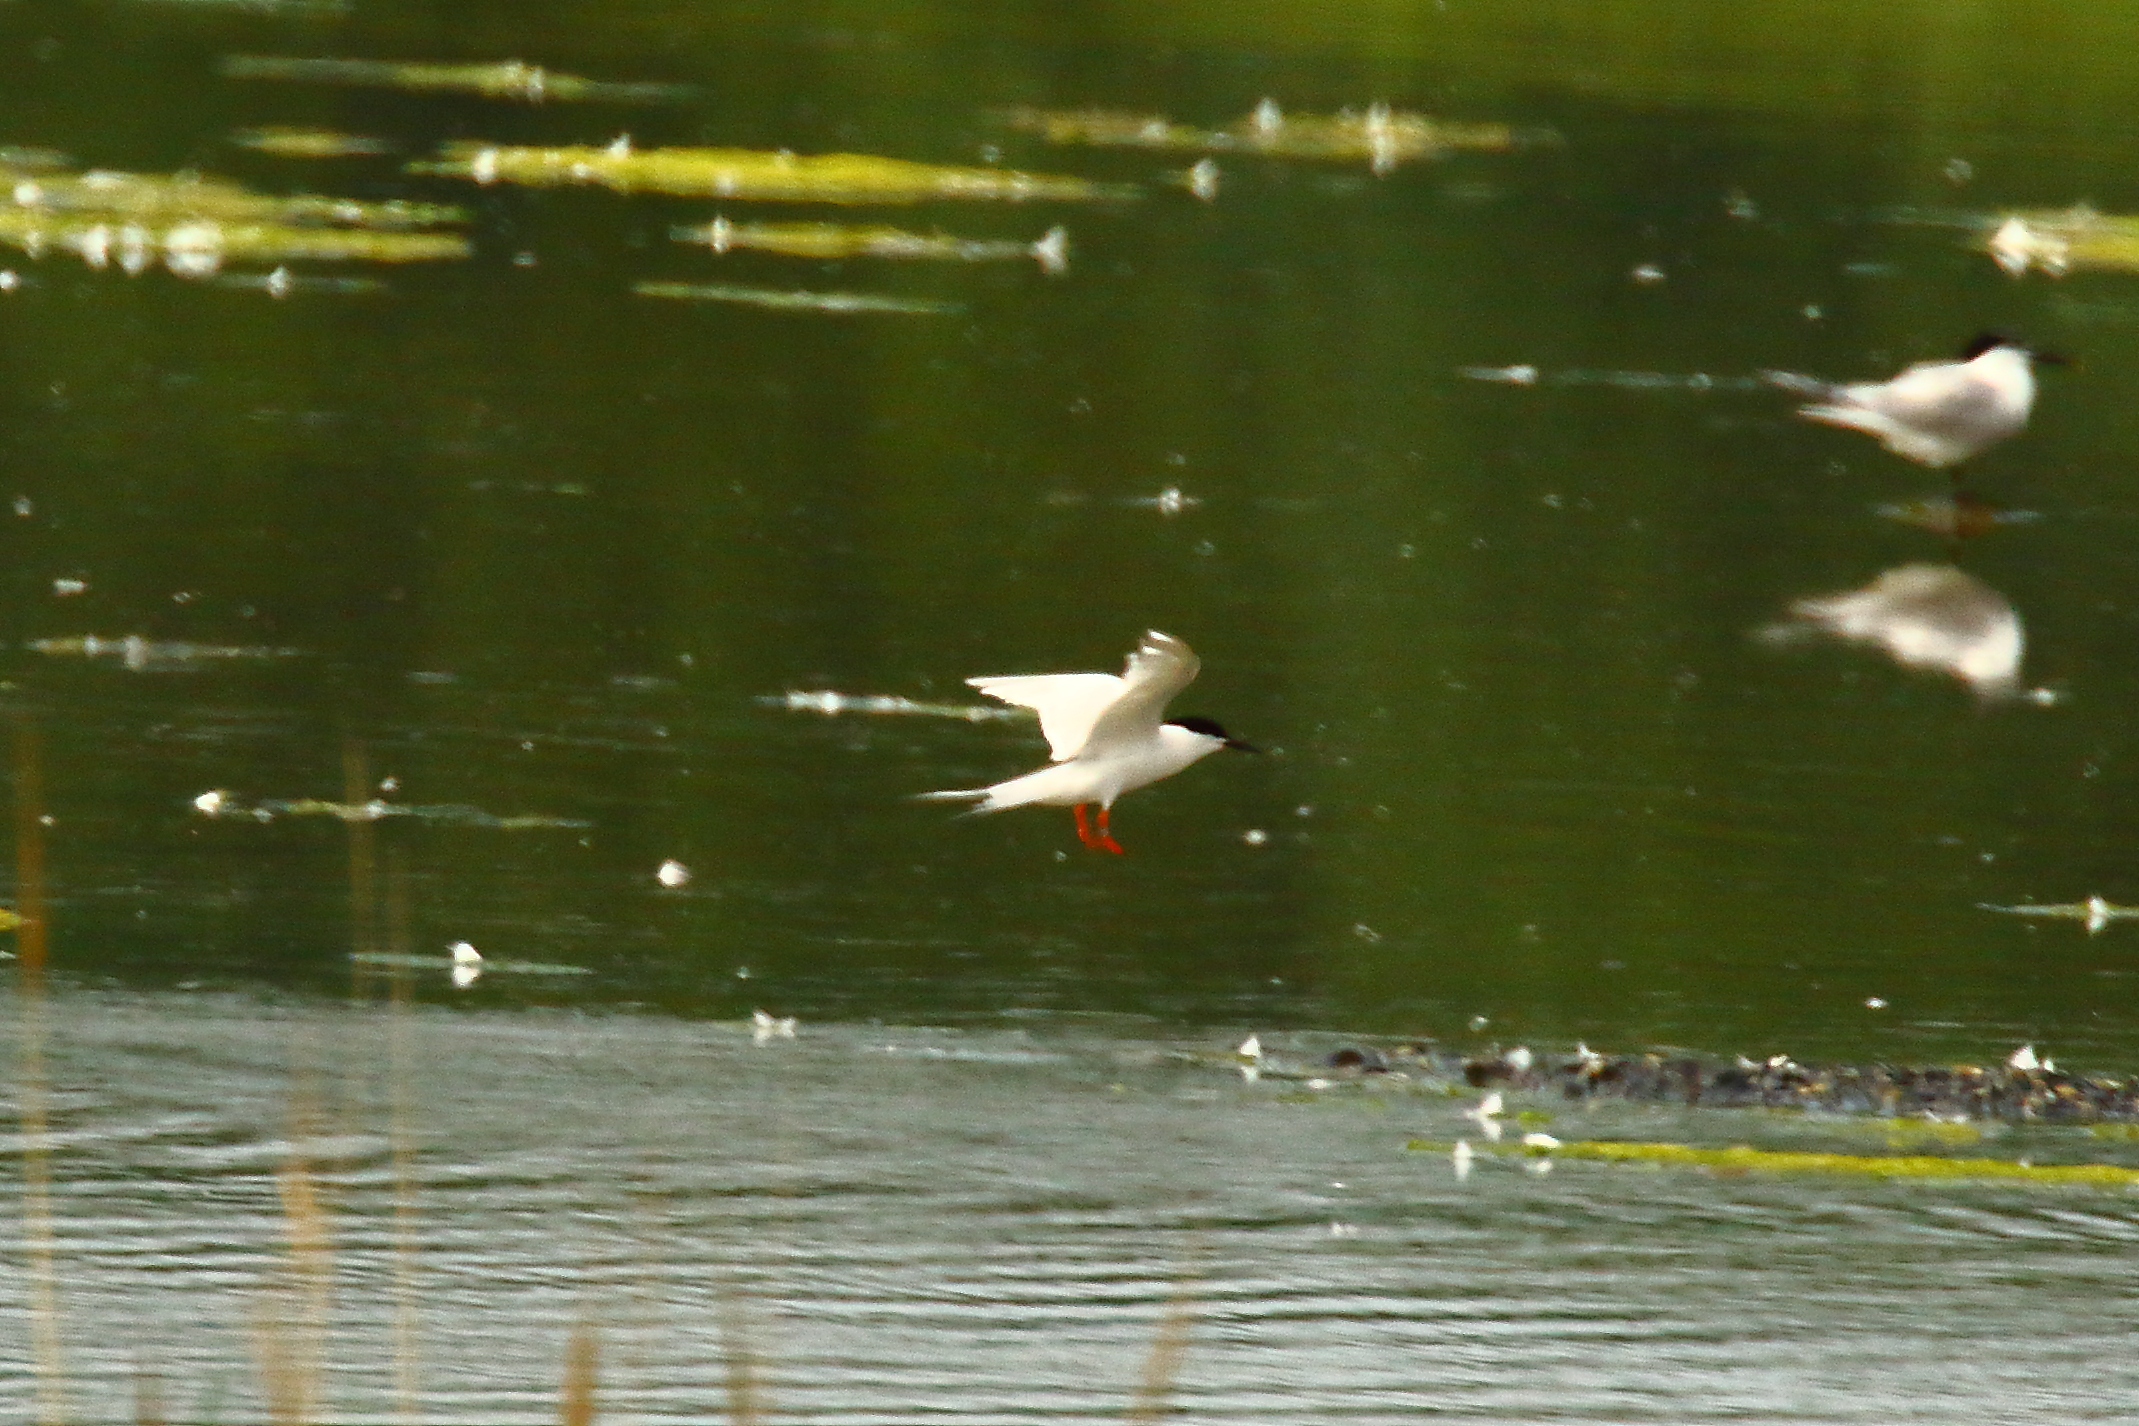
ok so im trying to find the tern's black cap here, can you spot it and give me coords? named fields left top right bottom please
left=1168, top=715, right=1260, bottom=752
left=1959, top=330, right=2068, bottom=365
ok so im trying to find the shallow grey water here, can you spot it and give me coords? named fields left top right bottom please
left=8, top=987, right=2139, bottom=1423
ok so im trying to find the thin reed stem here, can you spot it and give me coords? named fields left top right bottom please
left=14, top=718, right=67, bottom=1425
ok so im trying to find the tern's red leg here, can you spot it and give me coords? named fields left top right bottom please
left=1073, top=803, right=1098, bottom=848
left=1094, top=804, right=1125, bottom=855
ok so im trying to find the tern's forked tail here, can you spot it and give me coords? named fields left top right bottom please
left=1760, top=369, right=1838, bottom=400
left=913, top=787, right=1001, bottom=815
left=916, top=761, right=1083, bottom=814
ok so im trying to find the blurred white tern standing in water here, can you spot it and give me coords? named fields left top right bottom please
left=1765, top=334, right=2057, bottom=467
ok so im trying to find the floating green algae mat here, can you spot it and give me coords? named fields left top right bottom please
left=222, top=55, right=694, bottom=105
left=0, top=216, right=469, bottom=274
left=3, top=167, right=463, bottom=229
left=634, top=280, right=962, bottom=315
left=998, top=101, right=1531, bottom=172
left=1407, top=1138, right=2139, bottom=1186
left=229, top=126, right=400, bottom=159
left=413, top=142, right=1133, bottom=204
left=673, top=218, right=1068, bottom=272
left=1987, top=207, right=2139, bottom=277
left=0, top=164, right=470, bottom=277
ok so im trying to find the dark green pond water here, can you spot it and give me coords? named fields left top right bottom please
left=6, top=1, right=2139, bottom=1420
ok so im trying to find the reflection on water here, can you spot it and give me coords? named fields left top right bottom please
left=1759, top=564, right=2036, bottom=703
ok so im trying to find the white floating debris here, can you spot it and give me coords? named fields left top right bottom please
left=657, top=858, right=692, bottom=888
left=1982, top=895, right=2139, bottom=935
left=1236, top=1034, right=1262, bottom=1061
left=2006, top=1044, right=2053, bottom=1072
left=1451, top=1139, right=1474, bottom=1180
left=1521, top=1132, right=1561, bottom=1150
left=752, top=1009, right=797, bottom=1043
left=769, top=690, right=1020, bottom=722
left=191, top=789, right=228, bottom=817
left=1462, top=1092, right=1505, bottom=1141
left=1629, top=262, right=1666, bottom=284
left=1989, top=216, right=2067, bottom=278
left=1461, top=364, right=1763, bottom=392
left=450, top=941, right=483, bottom=988
left=171, top=791, right=582, bottom=829
left=50, top=577, right=84, bottom=597
left=1139, top=485, right=1199, bottom=517
left=1460, top=363, right=1539, bottom=386
left=1185, top=157, right=1220, bottom=202
left=352, top=947, right=588, bottom=980
left=1503, top=1045, right=1533, bottom=1073
left=1865, top=996, right=1888, bottom=1009
left=29, top=633, right=302, bottom=671
left=1032, top=224, right=1070, bottom=275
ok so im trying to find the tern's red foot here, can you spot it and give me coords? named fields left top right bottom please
left=1095, top=805, right=1125, bottom=855
left=1072, top=803, right=1125, bottom=854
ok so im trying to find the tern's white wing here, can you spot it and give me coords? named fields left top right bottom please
left=1082, top=631, right=1201, bottom=752
left=967, top=672, right=1124, bottom=761
left=1845, top=360, right=1994, bottom=425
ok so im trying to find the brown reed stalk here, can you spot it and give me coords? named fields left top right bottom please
left=719, top=1288, right=765, bottom=1426
left=343, top=736, right=378, bottom=995
left=253, top=1084, right=334, bottom=1423
left=560, top=1320, right=600, bottom=1426
left=131, top=1354, right=166, bottom=1426
left=1125, top=1241, right=1207, bottom=1425
left=385, top=847, right=422, bottom=1425
left=14, top=721, right=47, bottom=978
left=14, top=718, right=67, bottom=1425
left=249, top=1272, right=308, bottom=1426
